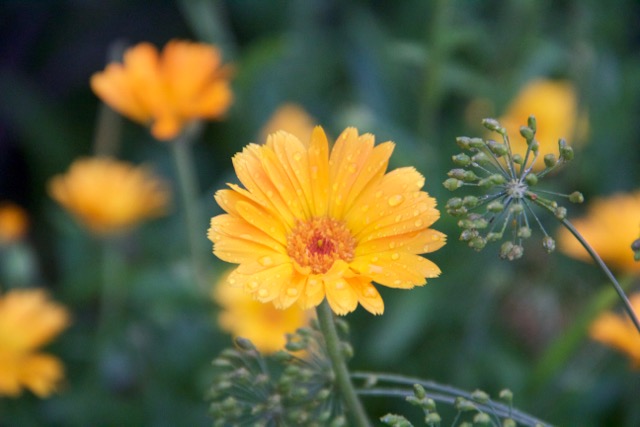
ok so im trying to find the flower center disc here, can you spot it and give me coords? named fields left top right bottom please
left=286, top=217, right=356, bottom=274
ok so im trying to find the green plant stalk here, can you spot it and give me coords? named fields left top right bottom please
left=561, top=218, right=640, bottom=334
left=316, top=301, right=371, bottom=427
left=97, top=238, right=124, bottom=340
left=171, top=134, right=208, bottom=292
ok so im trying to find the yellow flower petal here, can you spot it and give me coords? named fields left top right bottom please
left=590, top=294, right=640, bottom=367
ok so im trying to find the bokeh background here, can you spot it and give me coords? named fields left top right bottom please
left=1, top=0, right=639, bottom=425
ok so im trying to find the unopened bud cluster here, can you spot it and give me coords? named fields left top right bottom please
left=208, top=319, right=351, bottom=426
left=444, top=116, right=583, bottom=260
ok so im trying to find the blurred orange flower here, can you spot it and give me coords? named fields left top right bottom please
left=0, top=288, right=70, bottom=397
left=558, top=191, right=640, bottom=274
left=0, top=202, right=28, bottom=245
left=213, top=271, right=312, bottom=354
left=91, top=40, right=233, bottom=141
left=49, top=157, right=170, bottom=236
left=498, top=79, right=587, bottom=170
left=590, top=293, right=640, bottom=368
left=260, top=103, right=315, bottom=143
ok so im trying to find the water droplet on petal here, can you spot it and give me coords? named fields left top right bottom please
left=258, top=289, right=269, bottom=298
left=259, top=256, right=273, bottom=266
left=335, top=281, right=346, bottom=290
left=293, top=152, right=302, bottom=161
left=364, top=287, right=376, bottom=297
left=249, top=281, right=258, bottom=289
left=391, top=253, right=400, bottom=260
left=371, top=256, right=379, bottom=262
left=388, top=195, right=404, bottom=207
left=393, top=279, right=402, bottom=286
left=388, top=242, right=396, bottom=249
left=415, top=219, right=424, bottom=227
left=287, top=288, right=298, bottom=296
left=375, top=190, right=383, bottom=199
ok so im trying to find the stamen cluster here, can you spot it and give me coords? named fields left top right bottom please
left=443, top=116, right=583, bottom=260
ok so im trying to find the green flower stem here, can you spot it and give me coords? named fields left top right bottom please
left=316, top=301, right=371, bottom=427
left=97, top=238, right=125, bottom=340
left=352, top=372, right=550, bottom=427
left=561, top=218, right=640, bottom=334
left=171, top=133, right=208, bottom=292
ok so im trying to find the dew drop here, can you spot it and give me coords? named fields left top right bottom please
left=335, top=281, right=346, bottom=290
left=293, top=152, right=302, bottom=161
left=393, top=279, right=402, bottom=286
left=415, top=219, right=424, bottom=227
left=375, top=190, right=383, bottom=199
left=388, top=242, right=396, bottom=249
left=391, top=253, right=400, bottom=260
left=364, top=287, right=376, bottom=297
left=371, top=256, right=379, bottom=262
left=249, top=281, right=259, bottom=289
left=308, top=279, right=318, bottom=286
left=286, top=288, right=299, bottom=296
left=259, top=256, right=273, bottom=266
left=388, top=194, right=404, bottom=207
left=258, top=288, right=269, bottom=298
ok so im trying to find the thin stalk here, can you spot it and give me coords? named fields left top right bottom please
left=561, top=218, right=640, bottom=334
left=97, top=238, right=124, bottom=341
left=171, top=133, right=208, bottom=292
left=316, top=301, right=371, bottom=427
left=352, top=372, right=550, bottom=427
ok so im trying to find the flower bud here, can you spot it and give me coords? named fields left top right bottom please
left=554, top=206, right=567, bottom=220
left=482, top=118, right=503, bottom=133
left=452, top=153, right=471, bottom=166
left=525, top=173, right=538, bottom=186
left=543, top=153, right=557, bottom=168
left=425, top=413, right=441, bottom=424
left=463, top=196, right=479, bottom=208
left=469, top=138, right=485, bottom=149
left=469, top=237, right=487, bottom=250
left=471, top=152, right=490, bottom=165
left=473, top=412, right=491, bottom=425
left=454, top=397, right=476, bottom=412
left=503, top=419, right=517, bottom=427
left=471, top=389, right=490, bottom=404
left=487, top=200, right=504, bottom=212
left=558, top=138, right=574, bottom=160
left=446, top=198, right=463, bottom=209
left=512, top=153, right=523, bottom=165
left=519, top=126, right=534, bottom=141
left=569, top=191, right=584, bottom=203
left=487, top=140, right=508, bottom=156
left=499, top=388, right=513, bottom=403
left=456, top=136, right=472, bottom=149
left=542, top=236, right=556, bottom=253
left=448, top=169, right=466, bottom=179
left=527, top=115, right=537, bottom=133
left=487, top=232, right=503, bottom=241
left=517, top=226, right=532, bottom=238
left=529, top=139, right=539, bottom=152
left=443, top=178, right=463, bottom=191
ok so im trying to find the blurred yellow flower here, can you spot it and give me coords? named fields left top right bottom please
left=0, top=288, right=70, bottom=397
left=260, top=103, right=315, bottom=143
left=590, top=293, right=640, bottom=368
left=213, top=271, right=311, bottom=354
left=498, top=79, right=587, bottom=170
left=558, top=191, right=640, bottom=274
left=0, top=202, right=28, bottom=245
left=208, top=127, right=446, bottom=315
left=49, top=157, right=170, bottom=236
left=91, top=40, right=233, bottom=141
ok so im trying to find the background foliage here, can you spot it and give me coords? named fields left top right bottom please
left=1, top=0, right=639, bottom=425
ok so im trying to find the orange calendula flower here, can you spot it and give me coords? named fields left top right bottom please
left=208, top=127, right=446, bottom=315
left=498, top=79, right=587, bottom=170
left=557, top=191, right=640, bottom=274
left=49, top=157, right=170, bottom=236
left=214, top=271, right=311, bottom=354
left=0, top=288, right=70, bottom=397
left=0, top=202, right=29, bottom=245
left=91, top=40, right=233, bottom=141
left=260, top=103, right=316, bottom=144
left=590, top=293, right=640, bottom=368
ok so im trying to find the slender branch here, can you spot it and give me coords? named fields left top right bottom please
left=316, top=301, right=371, bottom=427
left=561, top=218, right=640, bottom=334
left=352, top=372, right=550, bottom=427
left=171, top=132, right=208, bottom=292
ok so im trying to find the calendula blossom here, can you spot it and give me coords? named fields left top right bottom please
left=558, top=190, right=640, bottom=274
left=0, top=288, right=70, bottom=397
left=498, top=79, right=587, bottom=170
left=590, top=293, right=640, bottom=368
left=91, top=40, right=233, bottom=141
left=0, top=202, right=28, bottom=245
left=208, top=127, right=445, bottom=315
left=260, top=103, right=316, bottom=144
left=213, top=271, right=312, bottom=354
left=49, top=157, right=170, bottom=236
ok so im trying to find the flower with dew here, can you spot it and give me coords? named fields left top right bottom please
left=557, top=190, right=640, bottom=274
left=0, top=202, right=28, bottom=245
left=213, top=270, right=312, bottom=354
left=208, top=127, right=445, bottom=315
left=0, top=288, right=70, bottom=397
left=49, top=157, right=170, bottom=236
left=497, top=79, right=587, bottom=171
left=590, top=293, right=640, bottom=368
left=260, top=103, right=316, bottom=144
left=444, top=116, right=583, bottom=260
left=91, top=40, right=233, bottom=141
